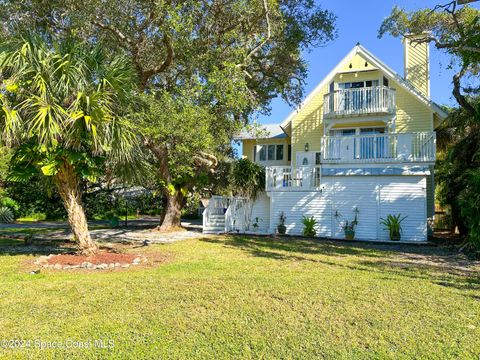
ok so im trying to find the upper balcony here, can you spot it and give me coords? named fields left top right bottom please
left=265, top=131, right=436, bottom=191
left=321, top=132, right=436, bottom=164
left=323, top=86, right=396, bottom=118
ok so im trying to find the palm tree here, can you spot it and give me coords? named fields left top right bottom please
left=0, top=35, right=138, bottom=255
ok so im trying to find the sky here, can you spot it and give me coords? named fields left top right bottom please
left=254, top=0, right=480, bottom=126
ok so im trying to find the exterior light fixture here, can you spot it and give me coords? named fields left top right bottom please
left=365, top=61, right=368, bottom=67
left=304, top=142, right=309, bottom=152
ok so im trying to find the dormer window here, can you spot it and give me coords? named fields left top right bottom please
left=339, top=80, right=379, bottom=89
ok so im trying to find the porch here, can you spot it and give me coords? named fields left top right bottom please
left=323, top=86, right=396, bottom=118
left=321, top=132, right=436, bottom=164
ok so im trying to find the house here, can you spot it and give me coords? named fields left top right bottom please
left=204, top=37, right=448, bottom=241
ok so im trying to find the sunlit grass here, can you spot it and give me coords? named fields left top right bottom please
left=0, top=235, right=479, bottom=359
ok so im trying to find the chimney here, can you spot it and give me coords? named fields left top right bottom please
left=403, top=34, right=430, bottom=98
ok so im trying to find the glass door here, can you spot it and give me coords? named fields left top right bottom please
left=359, top=128, right=386, bottom=159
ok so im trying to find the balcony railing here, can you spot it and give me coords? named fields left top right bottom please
left=323, top=86, right=396, bottom=118
left=321, top=132, right=436, bottom=164
left=266, top=166, right=322, bottom=191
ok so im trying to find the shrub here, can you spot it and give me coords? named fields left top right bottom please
left=380, top=214, right=407, bottom=241
left=0, top=206, right=14, bottom=223
left=302, top=216, right=317, bottom=237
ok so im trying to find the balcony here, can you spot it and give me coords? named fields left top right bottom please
left=323, top=86, right=396, bottom=118
left=321, top=132, right=436, bottom=164
left=266, top=166, right=322, bottom=192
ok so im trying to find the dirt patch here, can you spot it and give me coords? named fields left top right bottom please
left=34, top=251, right=146, bottom=270
left=47, top=252, right=136, bottom=266
left=153, top=226, right=186, bottom=233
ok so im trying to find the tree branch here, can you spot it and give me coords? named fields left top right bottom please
left=92, top=19, right=134, bottom=46
left=140, top=34, right=175, bottom=88
left=236, top=0, right=271, bottom=68
left=409, top=35, right=480, bottom=54
left=144, top=137, right=171, bottom=183
left=452, top=65, right=477, bottom=117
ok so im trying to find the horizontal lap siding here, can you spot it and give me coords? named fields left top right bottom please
left=271, top=181, right=333, bottom=236
left=394, top=85, right=432, bottom=133
left=251, top=193, right=270, bottom=231
left=379, top=177, right=427, bottom=241
left=266, top=176, right=427, bottom=241
left=332, top=177, right=378, bottom=240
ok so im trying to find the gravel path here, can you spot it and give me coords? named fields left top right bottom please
left=0, top=218, right=204, bottom=244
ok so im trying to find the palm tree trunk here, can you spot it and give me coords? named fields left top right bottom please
left=54, top=163, right=98, bottom=255
left=158, top=190, right=184, bottom=231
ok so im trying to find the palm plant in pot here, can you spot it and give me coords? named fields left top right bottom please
left=380, top=214, right=407, bottom=241
left=277, top=212, right=287, bottom=235
left=342, top=216, right=358, bottom=240
left=336, top=208, right=359, bottom=240
left=302, top=216, right=317, bottom=237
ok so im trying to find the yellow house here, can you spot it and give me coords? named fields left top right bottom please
left=205, top=39, right=448, bottom=242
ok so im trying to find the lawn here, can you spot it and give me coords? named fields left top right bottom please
left=0, top=235, right=479, bottom=359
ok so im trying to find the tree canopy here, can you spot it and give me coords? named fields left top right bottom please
left=0, top=1, right=337, bottom=230
left=0, top=34, right=139, bottom=254
left=380, top=2, right=480, bottom=250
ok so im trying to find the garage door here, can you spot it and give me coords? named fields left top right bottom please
left=379, top=176, right=427, bottom=241
left=332, top=177, right=378, bottom=240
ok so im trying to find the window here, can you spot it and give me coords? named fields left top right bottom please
left=267, top=145, right=275, bottom=160
left=256, top=144, right=285, bottom=162
left=288, top=145, right=292, bottom=162
left=383, top=76, right=389, bottom=87
left=276, top=145, right=284, bottom=161
left=259, top=145, right=266, bottom=161
left=330, top=129, right=356, bottom=136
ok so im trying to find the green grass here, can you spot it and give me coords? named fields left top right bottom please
left=0, top=235, right=479, bottom=359
left=16, top=213, right=48, bottom=222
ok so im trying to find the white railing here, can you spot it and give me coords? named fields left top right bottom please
left=202, top=195, right=230, bottom=231
left=225, top=197, right=248, bottom=232
left=266, top=166, right=322, bottom=191
left=321, top=132, right=436, bottom=163
left=323, top=86, right=396, bottom=117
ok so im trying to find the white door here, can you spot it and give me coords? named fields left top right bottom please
left=332, top=177, right=378, bottom=240
left=379, top=176, right=427, bottom=241
left=295, top=151, right=315, bottom=167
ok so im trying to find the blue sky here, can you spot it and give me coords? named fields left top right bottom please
left=255, top=0, right=479, bottom=126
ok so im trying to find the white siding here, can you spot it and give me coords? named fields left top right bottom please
left=270, top=183, right=333, bottom=236
left=331, top=177, right=379, bottom=240
left=379, top=177, right=427, bottom=241
left=250, top=192, right=270, bottom=231
left=263, top=175, right=427, bottom=241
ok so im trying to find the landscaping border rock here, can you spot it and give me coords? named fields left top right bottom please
left=34, top=254, right=147, bottom=270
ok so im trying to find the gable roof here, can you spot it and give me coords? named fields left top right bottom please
left=235, top=123, right=287, bottom=140
left=280, top=44, right=448, bottom=129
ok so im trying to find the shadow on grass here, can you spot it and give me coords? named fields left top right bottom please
left=201, top=234, right=480, bottom=298
left=202, top=234, right=445, bottom=260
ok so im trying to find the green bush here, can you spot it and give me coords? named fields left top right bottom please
left=302, top=216, right=317, bottom=237
left=5, top=176, right=66, bottom=220
left=0, top=189, right=20, bottom=216
left=0, top=206, right=14, bottom=223
left=459, top=169, right=480, bottom=256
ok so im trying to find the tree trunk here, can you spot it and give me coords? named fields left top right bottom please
left=158, top=190, right=184, bottom=232
left=54, top=163, right=98, bottom=255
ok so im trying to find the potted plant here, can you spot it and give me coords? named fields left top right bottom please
left=380, top=214, right=407, bottom=241
left=336, top=208, right=359, bottom=240
left=277, top=212, right=287, bottom=235
left=302, top=216, right=317, bottom=237
left=252, top=217, right=262, bottom=232
left=342, top=218, right=357, bottom=240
